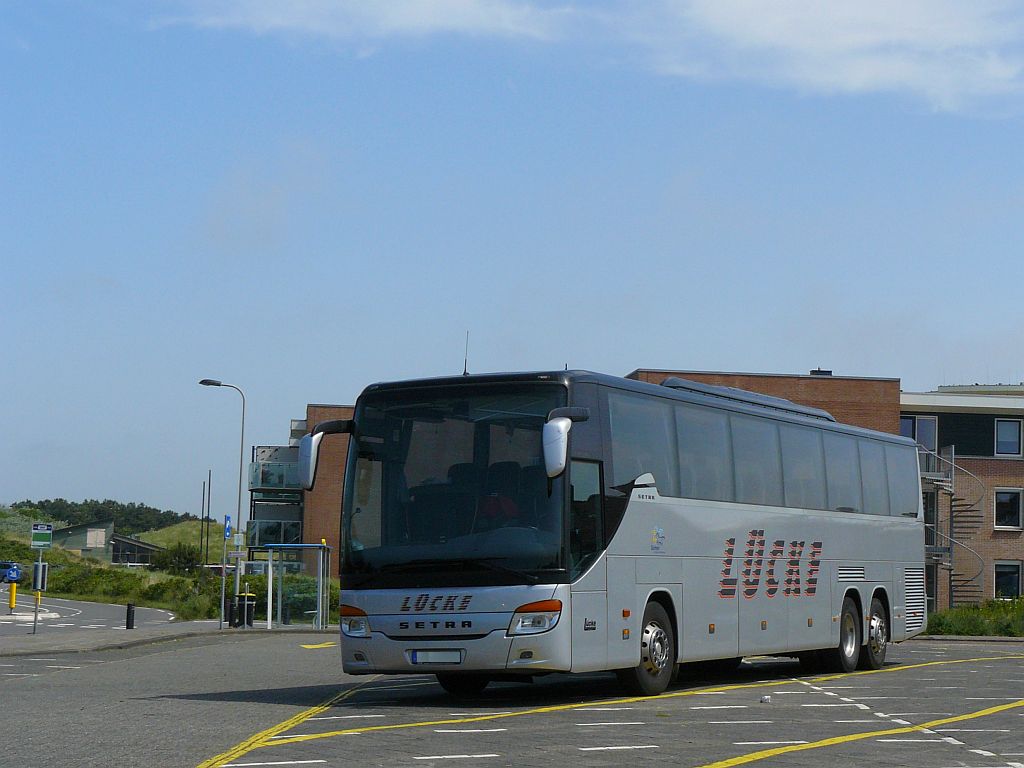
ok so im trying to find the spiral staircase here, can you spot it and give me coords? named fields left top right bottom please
left=920, top=445, right=987, bottom=607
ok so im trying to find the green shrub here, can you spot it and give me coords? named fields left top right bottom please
left=926, top=599, right=1024, bottom=636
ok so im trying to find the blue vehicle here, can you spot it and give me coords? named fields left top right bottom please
left=0, top=561, right=22, bottom=583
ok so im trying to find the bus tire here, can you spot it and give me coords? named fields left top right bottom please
left=616, top=601, right=675, bottom=696
left=857, top=596, right=888, bottom=670
left=436, top=673, right=490, bottom=696
left=824, top=596, right=861, bottom=673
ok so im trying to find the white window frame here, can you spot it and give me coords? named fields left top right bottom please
left=994, top=488, right=1024, bottom=530
left=994, top=418, right=1023, bottom=457
left=993, top=560, right=1022, bottom=600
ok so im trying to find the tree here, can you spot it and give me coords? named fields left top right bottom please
left=152, top=543, right=202, bottom=575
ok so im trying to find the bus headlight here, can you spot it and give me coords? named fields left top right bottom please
left=508, top=599, right=561, bottom=636
left=340, top=604, right=370, bottom=638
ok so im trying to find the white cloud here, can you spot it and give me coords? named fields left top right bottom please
left=165, top=0, right=1024, bottom=110
left=175, top=0, right=570, bottom=41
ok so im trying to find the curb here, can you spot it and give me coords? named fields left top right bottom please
left=912, top=634, right=1024, bottom=643
left=0, top=626, right=337, bottom=657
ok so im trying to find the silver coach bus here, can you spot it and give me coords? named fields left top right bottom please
left=300, top=371, right=925, bottom=696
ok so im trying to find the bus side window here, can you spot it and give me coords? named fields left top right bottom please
left=570, top=460, right=604, bottom=577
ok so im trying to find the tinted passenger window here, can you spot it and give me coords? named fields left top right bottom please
left=824, top=433, right=862, bottom=512
left=858, top=439, right=890, bottom=516
left=886, top=444, right=920, bottom=517
left=731, top=415, right=783, bottom=506
left=676, top=404, right=734, bottom=501
left=608, top=391, right=679, bottom=496
left=780, top=424, right=826, bottom=510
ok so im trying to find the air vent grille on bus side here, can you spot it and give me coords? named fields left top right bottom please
left=837, top=566, right=866, bottom=581
left=905, top=568, right=926, bottom=633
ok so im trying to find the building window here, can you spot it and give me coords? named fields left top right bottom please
left=995, top=419, right=1022, bottom=456
left=994, top=489, right=1023, bottom=529
left=901, top=415, right=937, bottom=452
left=994, top=562, right=1022, bottom=599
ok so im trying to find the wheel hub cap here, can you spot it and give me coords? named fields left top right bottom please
left=641, top=621, right=670, bottom=675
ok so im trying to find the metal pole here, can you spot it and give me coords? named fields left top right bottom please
left=276, top=554, right=283, bottom=626
left=206, top=469, right=212, bottom=564
left=200, top=480, right=206, bottom=559
left=226, top=385, right=246, bottom=603
left=31, top=549, right=42, bottom=635
left=219, top=535, right=227, bottom=630
left=266, top=548, right=274, bottom=630
left=315, top=546, right=323, bottom=630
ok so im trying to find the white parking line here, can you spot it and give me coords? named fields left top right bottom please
left=413, top=755, right=500, bottom=760
left=876, top=738, right=946, bottom=743
left=307, top=714, right=385, bottom=721
left=576, top=707, right=635, bottom=711
left=802, top=703, right=864, bottom=708
left=224, top=762, right=327, bottom=767
left=225, top=761, right=327, bottom=765
left=575, top=722, right=645, bottom=727
left=578, top=746, right=659, bottom=752
left=45, top=665, right=80, bottom=669
left=708, top=721, right=773, bottom=724
left=434, top=729, right=508, bottom=733
left=937, top=729, right=1011, bottom=733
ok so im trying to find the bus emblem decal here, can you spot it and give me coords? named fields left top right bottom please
left=399, top=594, right=473, bottom=612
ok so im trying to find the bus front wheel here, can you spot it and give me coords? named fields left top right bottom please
left=436, top=673, right=490, bottom=696
left=616, top=601, right=675, bottom=696
left=824, top=596, right=861, bottom=673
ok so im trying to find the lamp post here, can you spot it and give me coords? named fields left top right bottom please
left=199, top=378, right=247, bottom=625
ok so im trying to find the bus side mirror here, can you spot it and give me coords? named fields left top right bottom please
left=543, top=417, right=572, bottom=478
left=299, top=419, right=354, bottom=490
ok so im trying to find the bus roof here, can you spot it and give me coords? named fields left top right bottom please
left=360, top=370, right=916, bottom=447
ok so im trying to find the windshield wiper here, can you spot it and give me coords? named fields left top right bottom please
left=379, top=557, right=539, bottom=584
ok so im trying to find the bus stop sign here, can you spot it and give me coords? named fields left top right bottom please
left=31, top=523, right=53, bottom=550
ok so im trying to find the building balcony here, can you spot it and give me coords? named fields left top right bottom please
left=248, top=461, right=301, bottom=492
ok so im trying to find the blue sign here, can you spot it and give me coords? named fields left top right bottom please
left=7, top=566, right=20, bottom=582
left=224, top=515, right=232, bottom=539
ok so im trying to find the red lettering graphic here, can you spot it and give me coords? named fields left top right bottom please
left=741, top=529, right=766, bottom=599
left=806, top=542, right=822, bottom=597
left=784, top=541, right=805, bottom=596
left=764, top=540, right=786, bottom=598
left=719, top=537, right=737, bottom=598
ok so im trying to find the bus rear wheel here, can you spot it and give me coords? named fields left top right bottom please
left=616, top=601, right=674, bottom=696
left=436, top=673, right=490, bottom=696
left=823, top=596, right=861, bottom=673
left=857, top=596, right=888, bottom=670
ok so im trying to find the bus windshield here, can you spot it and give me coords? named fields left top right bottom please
left=341, top=383, right=567, bottom=587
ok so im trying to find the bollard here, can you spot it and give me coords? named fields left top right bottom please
left=126, top=602, right=135, bottom=630
left=8, top=582, right=15, bottom=613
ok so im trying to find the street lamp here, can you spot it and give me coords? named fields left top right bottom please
left=199, top=378, right=246, bottom=627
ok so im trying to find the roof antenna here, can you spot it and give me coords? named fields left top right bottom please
left=463, top=331, right=470, bottom=376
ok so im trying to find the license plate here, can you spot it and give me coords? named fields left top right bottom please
left=411, top=650, right=462, bottom=664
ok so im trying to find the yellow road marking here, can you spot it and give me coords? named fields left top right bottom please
left=200, top=652, right=1024, bottom=760
left=195, top=682, right=371, bottom=768
left=301, top=642, right=337, bottom=649
left=261, top=654, right=1024, bottom=748
left=693, top=699, right=1024, bottom=768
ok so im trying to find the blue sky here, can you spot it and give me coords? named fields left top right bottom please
left=3, top=1, right=1024, bottom=518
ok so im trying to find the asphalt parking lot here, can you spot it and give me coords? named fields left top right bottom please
left=203, top=639, right=1024, bottom=768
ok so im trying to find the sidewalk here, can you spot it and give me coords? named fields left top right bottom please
left=0, top=621, right=335, bottom=656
